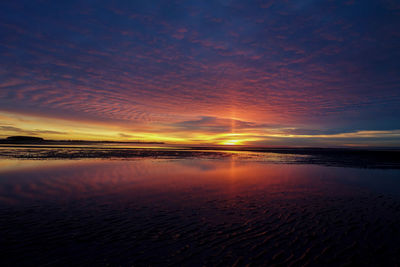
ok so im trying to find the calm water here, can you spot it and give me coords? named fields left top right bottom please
left=1, top=156, right=400, bottom=265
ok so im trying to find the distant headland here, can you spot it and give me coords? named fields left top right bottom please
left=4, top=136, right=45, bottom=142
left=0, top=136, right=164, bottom=145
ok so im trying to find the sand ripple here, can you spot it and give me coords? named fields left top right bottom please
left=1, top=191, right=400, bottom=266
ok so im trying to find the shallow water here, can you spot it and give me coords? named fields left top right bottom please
left=1, top=157, right=400, bottom=266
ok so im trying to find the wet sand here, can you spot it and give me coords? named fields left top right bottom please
left=1, top=144, right=400, bottom=169
left=1, top=156, right=400, bottom=266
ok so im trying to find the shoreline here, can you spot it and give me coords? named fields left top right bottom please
left=1, top=144, right=400, bottom=169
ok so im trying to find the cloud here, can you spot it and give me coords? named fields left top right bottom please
left=119, top=133, right=133, bottom=138
left=0, top=0, right=399, bottom=145
left=0, top=125, right=67, bottom=137
left=173, top=116, right=281, bottom=133
left=0, top=126, right=22, bottom=132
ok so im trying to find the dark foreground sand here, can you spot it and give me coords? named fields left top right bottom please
left=1, top=189, right=400, bottom=266
left=0, top=157, right=400, bottom=266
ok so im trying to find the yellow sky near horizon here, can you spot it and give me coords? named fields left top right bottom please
left=1, top=111, right=400, bottom=147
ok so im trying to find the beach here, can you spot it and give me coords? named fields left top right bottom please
left=1, top=146, right=400, bottom=265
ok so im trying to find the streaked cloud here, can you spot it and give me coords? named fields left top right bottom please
left=0, top=0, right=399, bottom=146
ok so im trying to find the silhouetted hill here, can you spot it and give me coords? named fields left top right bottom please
left=0, top=136, right=164, bottom=145
left=5, top=136, right=45, bottom=142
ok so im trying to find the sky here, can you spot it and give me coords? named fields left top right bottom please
left=0, top=0, right=399, bottom=146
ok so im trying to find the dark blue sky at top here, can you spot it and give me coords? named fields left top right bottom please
left=0, top=0, right=399, bottom=139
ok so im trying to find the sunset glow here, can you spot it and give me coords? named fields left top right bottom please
left=221, top=140, right=241, bottom=146
left=0, top=1, right=399, bottom=147
left=1, top=2, right=400, bottom=265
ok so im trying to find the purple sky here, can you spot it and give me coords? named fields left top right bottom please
left=0, top=0, right=399, bottom=146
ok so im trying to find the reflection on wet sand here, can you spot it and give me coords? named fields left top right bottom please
left=2, top=144, right=400, bottom=169
left=1, top=158, right=400, bottom=265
